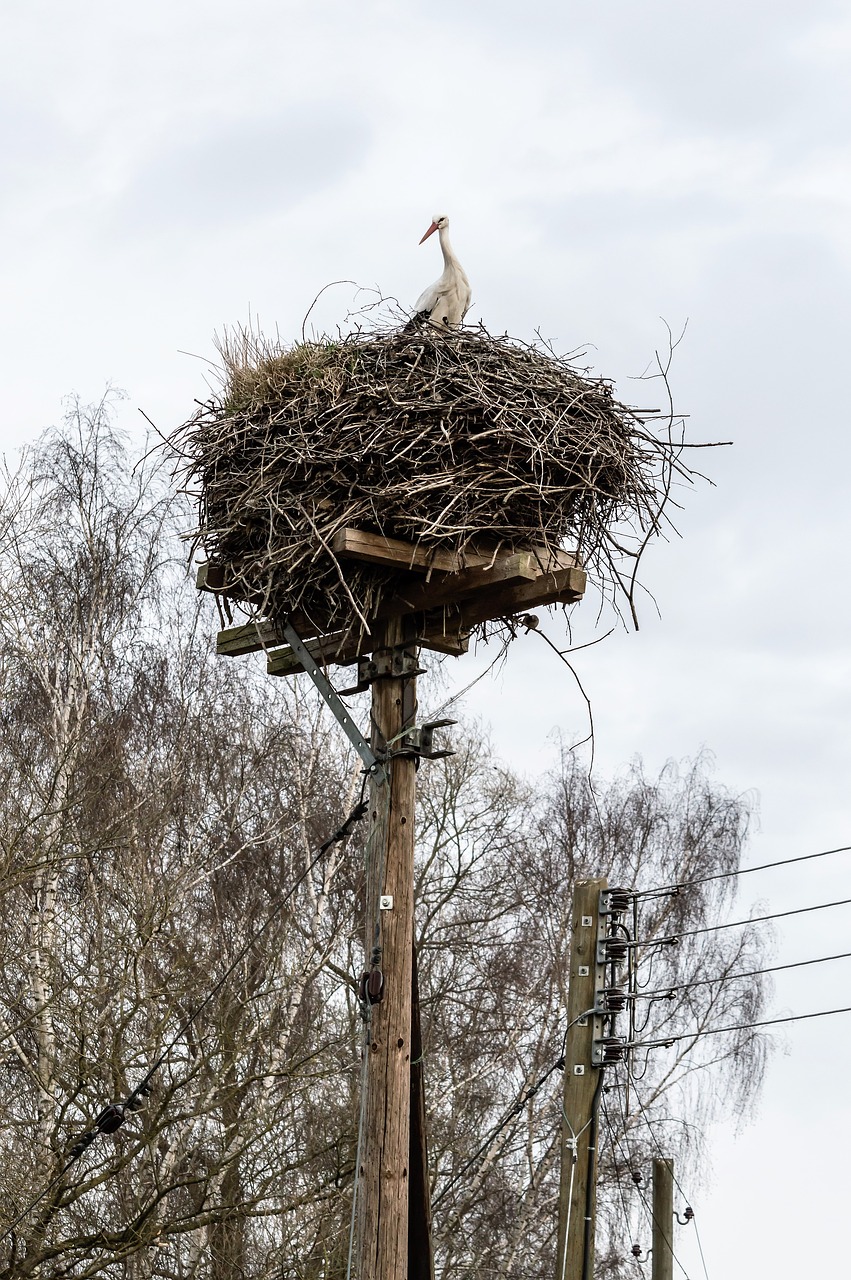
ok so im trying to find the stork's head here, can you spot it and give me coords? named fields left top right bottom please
left=419, top=214, right=449, bottom=244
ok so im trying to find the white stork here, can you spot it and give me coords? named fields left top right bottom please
left=414, top=214, right=471, bottom=329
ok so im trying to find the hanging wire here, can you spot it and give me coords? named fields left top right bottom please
left=627, top=894, right=851, bottom=948
left=599, top=1090, right=641, bottom=1267
left=630, top=947, right=851, bottom=1001
left=628, top=1001, right=851, bottom=1050
left=637, top=843, right=851, bottom=898
left=345, top=1014, right=372, bottom=1280
left=600, top=1080, right=693, bottom=1280
left=432, top=1053, right=567, bottom=1211
left=623, top=1065, right=710, bottom=1280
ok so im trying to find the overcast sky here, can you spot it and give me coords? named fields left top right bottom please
left=2, top=1, right=850, bottom=1274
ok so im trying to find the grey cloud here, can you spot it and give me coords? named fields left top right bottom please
left=110, top=106, right=370, bottom=236
left=449, top=0, right=848, bottom=143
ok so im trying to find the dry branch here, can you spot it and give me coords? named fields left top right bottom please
left=175, top=323, right=691, bottom=639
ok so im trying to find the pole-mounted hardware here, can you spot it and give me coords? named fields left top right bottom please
left=592, top=887, right=630, bottom=1066
left=359, top=944, right=385, bottom=1016
left=599, top=887, right=635, bottom=915
left=594, top=987, right=627, bottom=1015
left=591, top=1036, right=627, bottom=1065
left=597, top=935, right=629, bottom=964
left=339, top=644, right=427, bottom=695
left=393, top=719, right=456, bottom=761
left=281, top=621, right=383, bottom=777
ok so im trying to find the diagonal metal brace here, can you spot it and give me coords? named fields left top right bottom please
left=281, top=621, right=383, bottom=778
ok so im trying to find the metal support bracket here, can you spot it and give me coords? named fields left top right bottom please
left=364, top=647, right=426, bottom=681
left=281, top=621, right=383, bottom=778
left=339, top=644, right=427, bottom=696
left=392, top=718, right=457, bottom=760
left=592, top=1036, right=627, bottom=1066
left=599, top=887, right=635, bottom=916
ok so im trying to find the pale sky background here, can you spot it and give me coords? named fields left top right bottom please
left=2, top=1, right=850, bottom=1275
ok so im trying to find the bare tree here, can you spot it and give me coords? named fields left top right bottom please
left=0, top=401, right=768, bottom=1279
left=0, top=402, right=360, bottom=1277
left=414, top=745, right=766, bottom=1280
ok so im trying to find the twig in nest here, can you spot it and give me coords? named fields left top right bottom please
left=173, top=319, right=702, bottom=640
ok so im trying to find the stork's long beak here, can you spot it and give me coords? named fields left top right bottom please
left=419, top=222, right=439, bottom=244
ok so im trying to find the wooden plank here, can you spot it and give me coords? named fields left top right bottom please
left=266, top=632, right=360, bottom=676
left=333, top=526, right=577, bottom=576
left=216, top=620, right=280, bottom=656
left=221, top=565, right=583, bottom=668
left=202, top=541, right=577, bottom=624
left=333, top=527, right=475, bottom=573
left=197, top=562, right=228, bottom=593
left=196, top=562, right=268, bottom=609
left=216, top=570, right=580, bottom=670
left=418, top=630, right=470, bottom=657
left=374, top=551, right=539, bottom=618
left=432, top=565, right=587, bottom=631
left=265, top=624, right=469, bottom=678
left=221, top=565, right=583, bottom=669
left=216, top=608, right=330, bottom=657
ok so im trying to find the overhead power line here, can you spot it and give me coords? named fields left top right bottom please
left=632, top=894, right=851, bottom=948
left=638, top=843, right=851, bottom=898
left=599, top=1095, right=693, bottom=1280
left=621, top=1065, right=711, bottom=1280
left=431, top=1054, right=565, bottom=1211
left=629, top=1002, right=851, bottom=1050
left=630, top=948, right=851, bottom=1000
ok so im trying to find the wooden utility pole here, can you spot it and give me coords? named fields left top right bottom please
left=555, top=877, right=607, bottom=1280
left=357, top=617, right=427, bottom=1280
left=652, top=1158, right=674, bottom=1280
left=203, top=529, right=588, bottom=1280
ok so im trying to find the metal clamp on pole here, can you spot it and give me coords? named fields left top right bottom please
left=339, top=644, right=427, bottom=695
left=393, top=719, right=457, bottom=761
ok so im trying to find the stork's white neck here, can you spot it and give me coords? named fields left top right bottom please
left=437, top=223, right=462, bottom=271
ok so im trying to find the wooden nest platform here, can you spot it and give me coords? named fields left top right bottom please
left=177, top=324, right=682, bottom=672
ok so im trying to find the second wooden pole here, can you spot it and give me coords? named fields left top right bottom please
left=651, top=1158, right=674, bottom=1280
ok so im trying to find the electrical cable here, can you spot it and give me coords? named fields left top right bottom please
left=629, top=1001, right=851, bottom=1049
left=433, top=1004, right=600, bottom=1216
left=600, top=1108, right=654, bottom=1270
left=432, top=1051, right=567, bottom=1211
left=556, top=1135, right=578, bottom=1280
left=345, top=1015, right=372, bottom=1280
left=629, top=947, right=851, bottom=1000
left=629, top=894, right=851, bottom=948
left=431, top=1004, right=597, bottom=1216
left=581, top=1070, right=605, bottom=1280
left=0, top=789, right=370, bottom=1250
left=624, top=1065, right=710, bottom=1280
left=637, top=843, right=851, bottom=898
left=599, top=1091, right=639, bottom=1266
left=599, top=1084, right=692, bottom=1280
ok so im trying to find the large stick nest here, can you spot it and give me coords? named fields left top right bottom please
left=176, top=324, right=687, bottom=637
